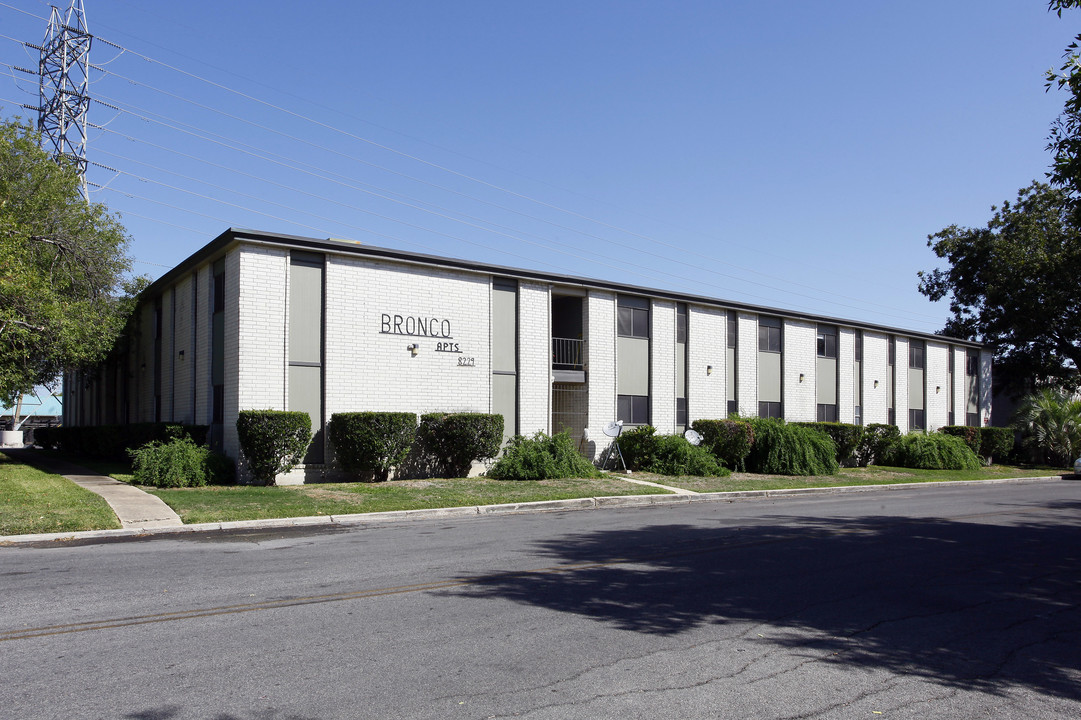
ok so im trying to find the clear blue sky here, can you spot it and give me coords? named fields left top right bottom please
left=1, top=0, right=1075, bottom=334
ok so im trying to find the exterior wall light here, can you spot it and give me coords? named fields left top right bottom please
left=407, top=343, right=419, bottom=357
left=874, top=379, right=879, bottom=388
left=799, top=373, right=805, bottom=383
left=936, top=386, right=941, bottom=394
left=706, top=365, right=713, bottom=375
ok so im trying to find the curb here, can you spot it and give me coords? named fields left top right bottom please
left=0, top=475, right=1066, bottom=547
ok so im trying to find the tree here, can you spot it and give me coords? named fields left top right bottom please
left=1046, top=1, right=1081, bottom=206
left=1012, top=387, right=1081, bottom=466
left=0, top=118, right=141, bottom=403
left=918, top=182, right=1081, bottom=396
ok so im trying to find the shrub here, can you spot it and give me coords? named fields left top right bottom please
left=650, top=434, right=729, bottom=477
left=881, top=432, right=982, bottom=471
left=235, top=410, right=312, bottom=485
left=939, top=425, right=982, bottom=455
left=328, top=412, right=417, bottom=481
left=488, top=431, right=601, bottom=480
left=618, top=425, right=658, bottom=472
left=129, top=437, right=233, bottom=488
left=745, top=418, right=839, bottom=476
left=617, top=425, right=729, bottom=476
left=979, top=427, right=1015, bottom=464
left=856, top=423, right=902, bottom=466
left=414, top=413, right=503, bottom=478
left=793, top=422, right=863, bottom=466
left=691, top=419, right=754, bottom=470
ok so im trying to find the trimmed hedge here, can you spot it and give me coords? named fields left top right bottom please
left=979, top=427, right=1015, bottom=464
left=414, top=413, right=503, bottom=478
left=488, top=431, right=601, bottom=480
left=793, top=422, right=863, bottom=466
left=129, top=437, right=233, bottom=488
left=745, top=418, right=839, bottom=476
left=691, top=419, right=754, bottom=470
left=881, top=432, right=982, bottom=471
left=618, top=425, right=729, bottom=477
left=236, top=410, right=312, bottom=485
left=328, top=412, right=417, bottom=481
left=856, top=423, right=902, bottom=467
left=939, top=425, right=982, bottom=455
left=40, top=423, right=210, bottom=460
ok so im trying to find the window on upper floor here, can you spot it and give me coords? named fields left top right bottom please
left=758, top=316, right=781, bottom=353
left=817, top=325, right=837, bottom=358
left=617, top=296, right=649, bottom=338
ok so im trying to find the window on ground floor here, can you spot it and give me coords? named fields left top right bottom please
left=618, top=394, right=650, bottom=425
left=759, top=401, right=782, bottom=419
left=817, top=404, right=838, bottom=422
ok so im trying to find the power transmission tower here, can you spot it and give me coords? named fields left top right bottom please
left=36, top=1, right=92, bottom=200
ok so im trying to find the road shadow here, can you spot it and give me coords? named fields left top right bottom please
left=447, top=499, right=1081, bottom=699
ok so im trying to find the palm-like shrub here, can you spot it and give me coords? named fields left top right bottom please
left=1012, top=388, right=1081, bottom=467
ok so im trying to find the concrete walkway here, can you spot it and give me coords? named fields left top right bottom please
left=3, top=449, right=183, bottom=530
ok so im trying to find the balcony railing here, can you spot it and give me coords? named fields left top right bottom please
left=552, top=337, right=584, bottom=372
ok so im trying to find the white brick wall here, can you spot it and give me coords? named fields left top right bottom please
left=650, top=300, right=676, bottom=433
left=894, top=336, right=910, bottom=434
left=862, top=332, right=888, bottom=425
left=323, top=255, right=492, bottom=423
left=586, top=291, right=616, bottom=459
left=687, top=304, right=725, bottom=421
left=737, top=312, right=758, bottom=416
left=926, top=341, right=949, bottom=430
left=783, top=319, right=816, bottom=422
left=518, top=281, right=551, bottom=435
left=838, top=327, right=855, bottom=424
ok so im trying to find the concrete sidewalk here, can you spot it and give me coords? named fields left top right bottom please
left=3, top=449, right=183, bottom=530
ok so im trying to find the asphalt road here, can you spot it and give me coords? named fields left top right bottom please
left=2, top=480, right=1080, bottom=720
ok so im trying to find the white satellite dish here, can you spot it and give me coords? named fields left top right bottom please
left=602, top=420, right=624, bottom=438
left=684, top=428, right=703, bottom=446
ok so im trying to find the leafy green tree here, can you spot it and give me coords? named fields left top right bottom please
left=1012, top=387, right=1081, bottom=466
left=1047, top=1, right=1081, bottom=205
left=918, top=182, right=1081, bottom=395
left=0, top=118, right=141, bottom=402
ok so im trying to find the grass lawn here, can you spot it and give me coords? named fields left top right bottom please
left=638, top=464, right=1066, bottom=493
left=0, top=453, right=121, bottom=535
left=149, top=476, right=668, bottom=524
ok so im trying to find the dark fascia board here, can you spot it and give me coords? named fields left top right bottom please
left=140, top=227, right=984, bottom=349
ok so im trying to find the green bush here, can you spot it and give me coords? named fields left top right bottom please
left=129, top=437, right=233, bottom=488
left=793, top=422, right=863, bottom=466
left=881, top=432, right=982, bottom=471
left=617, top=425, right=729, bottom=476
left=328, top=412, right=417, bottom=481
left=939, top=425, right=982, bottom=454
left=650, top=434, right=729, bottom=477
left=856, top=423, right=902, bottom=466
left=235, top=410, right=312, bottom=485
left=488, top=431, right=601, bottom=480
left=618, top=425, right=658, bottom=472
left=745, top=418, right=839, bottom=476
left=691, top=419, right=754, bottom=470
left=414, top=413, right=503, bottom=478
left=979, top=427, right=1015, bottom=464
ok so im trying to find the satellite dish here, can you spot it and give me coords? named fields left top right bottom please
left=684, top=428, right=703, bottom=446
left=602, top=420, right=624, bottom=438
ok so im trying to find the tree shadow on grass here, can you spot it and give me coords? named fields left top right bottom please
left=447, top=499, right=1081, bottom=699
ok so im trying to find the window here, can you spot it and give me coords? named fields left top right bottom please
left=817, top=404, right=838, bottom=422
left=212, top=383, right=224, bottom=424
left=617, top=296, right=649, bottom=338
left=758, top=401, right=782, bottom=419
left=967, top=412, right=980, bottom=427
left=676, top=303, right=687, bottom=344
left=909, top=339, right=925, bottom=369
left=618, top=394, right=649, bottom=425
left=816, top=325, right=837, bottom=358
left=727, top=310, right=737, bottom=349
left=676, top=397, right=687, bottom=426
left=727, top=399, right=737, bottom=416
left=966, top=349, right=979, bottom=376
left=909, top=408, right=925, bottom=431
left=888, top=336, right=896, bottom=366
left=758, top=316, right=781, bottom=353
left=854, top=332, right=862, bottom=361
left=854, top=405, right=862, bottom=426
left=888, top=408, right=896, bottom=426
left=212, top=265, right=225, bottom=314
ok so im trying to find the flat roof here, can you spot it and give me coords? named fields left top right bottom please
left=143, top=227, right=982, bottom=348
